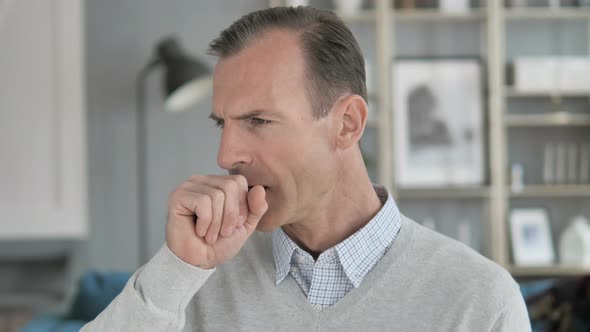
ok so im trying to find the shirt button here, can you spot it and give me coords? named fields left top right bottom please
left=313, top=304, right=323, bottom=312
left=290, top=266, right=300, bottom=274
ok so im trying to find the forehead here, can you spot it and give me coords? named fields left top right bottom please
left=212, top=29, right=309, bottom=116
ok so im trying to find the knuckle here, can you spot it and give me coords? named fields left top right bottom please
left=222, top=180, right=238, bottom=194
left=210, top=189, right=224, bottom=205
left=194, top=194, right=211, bottom=207
left=196, top=193, right=211, bottom=208
left=232, top=175, right=248, bottom=190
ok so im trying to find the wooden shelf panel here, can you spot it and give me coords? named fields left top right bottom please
left=338, top=10, right=376, bottom=23
left=509, top=264, right=590, bottom=277
left=396, top=186, right=490, bottom=199
left=505, top=88, right=590, bottom=98
left=367, top=92, right=378, bottom=100
left=509, top=185, right=590, bottom=197
left=505, top=113, right=590, bottom=127
left=366, top=119, right=379, bottom=128
left=394, top=9, right=487, bottom=21
left=340, top=6, right=590, bottom=21
left=504, top=8, right=590, bottom=20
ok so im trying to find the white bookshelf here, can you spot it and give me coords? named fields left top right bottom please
left=504, top=113, right=590, bottom=127
left=510, top=264, right=590, bottom=277
left=504, top=7, right=590, bottom=20
left=509, top=185, right=590, bottom=198
left=397, top=186, right=491, bottom=199
left=335, top=9, right=376, bottom=22
left=505, top=87, right=590, bottom=98
left=394, top=8, right=486, bottom=21
left=270, top=1, right=590, bottom=278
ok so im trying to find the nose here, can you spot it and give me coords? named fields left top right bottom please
left=217, top=125, right=252, bottom=170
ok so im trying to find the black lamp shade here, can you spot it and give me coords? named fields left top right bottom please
left=156, top=37, right=212, bottom=112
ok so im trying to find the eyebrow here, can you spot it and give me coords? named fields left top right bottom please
left=209, top=109, right=283, bottom=122
left=208, top=113, right=222, bottom=122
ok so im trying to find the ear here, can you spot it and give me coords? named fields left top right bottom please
left=334, top=94, right=368, bottom=150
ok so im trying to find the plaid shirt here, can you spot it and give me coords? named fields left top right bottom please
left=272, top=185, right=402, bottom=308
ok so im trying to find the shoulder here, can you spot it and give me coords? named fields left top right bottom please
left=407, top=216, right=507, bottom=273
left=401, top=216, right=521, bottom=308
left=370, top=216, right=529, bottom=330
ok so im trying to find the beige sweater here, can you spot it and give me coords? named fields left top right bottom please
left=83, top=216, right=531, bottom=331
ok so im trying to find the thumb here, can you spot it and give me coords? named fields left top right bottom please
left=244, top=185, right=268, bottom=235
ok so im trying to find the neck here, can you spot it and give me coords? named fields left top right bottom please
left=282, top=152, right=383, bottom=256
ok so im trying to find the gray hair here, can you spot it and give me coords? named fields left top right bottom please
left=208, top=6, right=367, bottom=119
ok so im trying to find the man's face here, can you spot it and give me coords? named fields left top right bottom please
left=211, top=30, right=338, bottom=231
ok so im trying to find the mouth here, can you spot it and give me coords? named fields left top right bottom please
left=248, top=185, right=270, bottom=192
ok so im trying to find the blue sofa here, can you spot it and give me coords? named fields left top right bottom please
left=20, top=271, right=132, bottom=332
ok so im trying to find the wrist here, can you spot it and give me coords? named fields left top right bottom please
left=135, top=245, right=216, bottom=313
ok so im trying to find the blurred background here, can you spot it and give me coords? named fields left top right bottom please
left=1, top=0, right=589, bottom=331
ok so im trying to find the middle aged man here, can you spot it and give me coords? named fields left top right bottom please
left=83, top=6, right=530, bottom=331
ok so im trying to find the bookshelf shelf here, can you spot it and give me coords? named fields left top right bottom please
left=394, top=9, right=486, bottom=21
left=504, top=8, right=590, bottom=20
left=510, top=264, right=590, bottom=277
left=509, top=185, right=590, bottom=198
left=504, top=113, right=590, bottom=127
left=397, top=186, right=491, bottom=199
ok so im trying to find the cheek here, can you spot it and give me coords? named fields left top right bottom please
left=259, top=124, right=334, bottom=193
left=258, top=143, right=306, bottom=205
left=285, top=138, right=335, bottom=192
left=254, top=130, right=334, bottom=228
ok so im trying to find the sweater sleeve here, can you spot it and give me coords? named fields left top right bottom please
left=81, top=245, right=215, bottom=332
left=489, top=280, right=532, bottom=332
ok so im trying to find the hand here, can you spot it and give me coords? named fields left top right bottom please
left=165, top=175, right=268, bottom=269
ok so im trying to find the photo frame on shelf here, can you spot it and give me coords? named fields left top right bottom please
left=439, top=0, right=470, bottom=13
left=392, top=57, right=485, bottom=188
left=509, top=208, right=555, bottom=267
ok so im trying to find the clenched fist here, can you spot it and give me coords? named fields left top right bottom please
left=165, top=175, right=268, bottom=269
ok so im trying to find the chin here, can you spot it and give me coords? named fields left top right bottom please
left=255, top=212, right=280, bottom=232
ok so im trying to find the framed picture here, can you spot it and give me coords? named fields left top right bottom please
left=509, top=208, right=555, bottom=266
left=393, top=58, right=485, bottom=188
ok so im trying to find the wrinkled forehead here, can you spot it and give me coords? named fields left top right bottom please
left=211, top=30, right=309, bottom=116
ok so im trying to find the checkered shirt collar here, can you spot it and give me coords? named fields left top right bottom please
left=272, top=185, right=401, bottom=287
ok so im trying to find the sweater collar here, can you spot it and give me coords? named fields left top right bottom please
left=271, top=185, right=401, bottom=287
